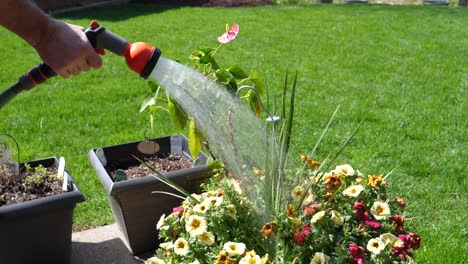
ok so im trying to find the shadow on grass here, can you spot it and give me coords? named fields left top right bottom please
left=53, top=3, right=182, bottom=22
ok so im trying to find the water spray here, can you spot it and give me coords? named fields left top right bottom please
left=0, top=21, right=161, bottom=109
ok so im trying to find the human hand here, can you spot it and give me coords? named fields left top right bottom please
left=34, top=21, right=102, bottom=78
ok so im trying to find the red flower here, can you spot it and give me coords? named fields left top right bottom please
left=217, top=24, right=239, bottom=44
left=408, top=232, right=421, bottom=250
left=390, top=215, right=405, bottom=233
left=293, top=223, right=312, bottom=244
left=348, top=243, right=365, bottom=264
left=353, top=201, right=381, bottom=229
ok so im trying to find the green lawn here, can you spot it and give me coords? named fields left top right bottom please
left=0, top=3, right=466, bottom=262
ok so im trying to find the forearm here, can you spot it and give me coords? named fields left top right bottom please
left=0, top=0, right=51, bottom=48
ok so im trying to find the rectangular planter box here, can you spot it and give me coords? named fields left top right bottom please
left=88, top=135, right=212, bottom=256
left=0, top=157, right=86, bottom=264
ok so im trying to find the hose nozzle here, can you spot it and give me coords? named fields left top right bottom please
left=85, top=21, right=161, bottom=79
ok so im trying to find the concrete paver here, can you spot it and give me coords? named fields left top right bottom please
left=72, top=224, right=146, bottom=264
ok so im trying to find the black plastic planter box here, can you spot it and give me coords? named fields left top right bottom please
left=88, top=135, right=212, bottom=256
left=0, top=157, right=85, bottom=264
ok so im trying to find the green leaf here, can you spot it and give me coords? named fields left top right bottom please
left=188, top=119, right=203, bottom=159
left=215, top=68, right=230, bottom=83
left=168, top=97, right=187, bottom=132
left=247, top=90, right=261, bottom=116
left=250, top=69, right=265, bottom=97
left=228, top=64, right=249, bottom=79
left=140, top=96, right=156, bottom=112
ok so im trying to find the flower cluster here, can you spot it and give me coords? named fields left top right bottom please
left=147, top=158, right=421, bottom=263
left=271, top=159, right=421, bottom=263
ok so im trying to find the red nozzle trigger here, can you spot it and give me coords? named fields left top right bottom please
left=89, top=21, right=105, bottom=55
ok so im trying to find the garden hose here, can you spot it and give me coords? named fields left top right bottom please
left=0, top=21, right=161, bottom=110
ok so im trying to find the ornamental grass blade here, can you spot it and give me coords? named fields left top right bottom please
left=132, top=155, right=200, bottom=204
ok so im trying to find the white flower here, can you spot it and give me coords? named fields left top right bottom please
left=193, top=202, right=210, bottom=214
left=310, top=211, right=326, bottom=224
left=223, top=242, right=246, bottom=256
left=302, top=190, right=316, bottom=206
left=204, top=196, right=223, bottom=207
left=310, top=252, right=330, bottom=264
left=156, top=214, right=166, bottom=230
left=370, top=201, right=391, bottom=220
left=380, top=233, right=403, bottom=247
left=185, top=215, right=208, bottom=237
left=189, top=260, right=200, bottom=264
left=197, top=231, right=215, bottom=245
left=367, top=238, right=385, bottom=254
left=330, top=210, right=344, bottom=226
left=335, top=164, right=355, bottom=176
left=173, top=237, right=190, bottom=256
left=158, top=242, right=173, bottom=251
left=240, top=255, right=261, bottom=264
left=146, top=257, right=165, bottom=264
left=342, top=185, right=364, bottom=197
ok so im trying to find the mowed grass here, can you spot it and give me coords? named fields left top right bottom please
left=0, top=3, right=466, bottom=262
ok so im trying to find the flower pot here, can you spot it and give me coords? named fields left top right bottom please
left=88, top=135, right=212, bottom=256
left=0, top=157, right=85, bottom=264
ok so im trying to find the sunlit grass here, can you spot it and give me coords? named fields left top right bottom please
left=0, top=3, right=466, bottom=261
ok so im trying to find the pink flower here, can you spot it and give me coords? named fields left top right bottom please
left=217, top=24, right=239, bottom=44
left=348, top=243, right=365, bottom=264
left=172, top=206, right=182, bottom=214
left=353, top=201, right=381, bottom=229
left=293, top=223, right=312, bottom=244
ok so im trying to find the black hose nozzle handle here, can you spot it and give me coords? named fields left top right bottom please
left=0, top=63, right=56, bottom=109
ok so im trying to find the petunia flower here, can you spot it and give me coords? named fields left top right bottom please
left=216, top=250, right=237, bottom=264
left=330, top=210, right=344, bottom=226
left=310, top=252, right=330, bottom=264
left=367, top=238, right=385, bottom=254
left=370, top=201, right=391, bottom=220
left=311, top=211, right=326, bottom=224
left=261, top=222, right=276, bottom=238
left=239, top=251, right=262, bottom=264
left=217, top=24, right=239, bottom=44
left=224, top=242, right=246, bottom=256
left=390, top=214, right=405, bottom=233
left=146, top=257, right=166, bottom=264
left=197, top=231, right=215, bottom=246
left=174, top=237, right=190, bottom=256
left=348, top=243, right=366, bottom=264
left=343, top=185, right=364, bottom=197
left=368, top=175, right=384, bottom=188
left=185, top=215, right=208, bottom=237
left=335, top=164, right=355, bottom=176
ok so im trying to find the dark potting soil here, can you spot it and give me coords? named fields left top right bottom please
left=0, top=164, right=64, bottom=207
left=112, top=154, right=194, bottom=180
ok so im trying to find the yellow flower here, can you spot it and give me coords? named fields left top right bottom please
left=223, top=242, right=246, bottom=256
left=193, top=202, right=210, bottom=214
left=197, top=231, right=215, bottom=245
left=156, top=214, right=166, bottom=230
left=300, top=154, right=309, bottom=162
left=311, top=211, right=326, bottom=224
left=291, top=186, right=305, bottom=202
left=335, top=164, right=355, bottom=176
left=146, top=257, right=166, bottom=264
left=159, top=242, right=173, bottom=251
left=342, top=185, right=364, bottom=197
left=253, top=167, right=266, bottom=175
left=240, top=252, right=262, bottom=264
left=368, top=174, right=384, bottom=187
left=370, top=201, right=391, bottom=220
left=261, top=254, right=271, bottom=264
left=380, top=233, right=403, bottom=247
left=367, top=238, right=385, bottom=254
left=230, top=179, right=243, bottom=194
left=226, top=204, right=238, bottom=221
left=185, top=215, right=208, bottom=236
left=307, top=159, right=321, bottom=169
left=330, top=210, right=344, bottom=226
left=174, top=237, right=189, bottom=256
left=216, top=250, right=236, bottom=264
left=310, top=252, right=330, bottom=264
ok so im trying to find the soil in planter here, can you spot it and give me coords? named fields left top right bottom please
left=0, top=163, right=63, bottom=207
left=111, top=154, right=194, bottom=180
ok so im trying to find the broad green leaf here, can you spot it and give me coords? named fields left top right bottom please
left=168, top=97, right=187, bottom=132
left=228, top=64, right=249, bottom=79
left=250, top=69, right=265, bottom=97
left=188, top=119, right=203, bottom=159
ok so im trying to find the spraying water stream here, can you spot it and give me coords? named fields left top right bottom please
left=151, top=57, right=275, bottom=218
